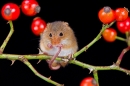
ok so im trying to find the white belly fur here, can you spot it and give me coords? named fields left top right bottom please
left=40, top=46, right=73, bottom=57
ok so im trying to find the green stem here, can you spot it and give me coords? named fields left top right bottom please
left=93, top=70, right=99, bottom=86
left=74, top=21, right=115, bottom=58
left=22, top=59, right=63, bottom=86
left=115, top=46, right=130, bottom=66
left=125, top=31, right=130, bottom=46
left=116, top=36, right=126, bottom=42
left=1, top=53, right=130, bottom=75
left=0, top=21, right=14, bottom=52
left=125, top=32, right=128, bottom=39
left=0, top=54, right=54, bottom=60
left=70, top=60, right=130, bottom=74
left=1, top=54, right=130, bottom=84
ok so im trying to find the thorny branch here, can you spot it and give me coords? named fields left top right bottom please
left=0, top=21, right=130, bottom=86
left=18, top=56, right=63, bottom=86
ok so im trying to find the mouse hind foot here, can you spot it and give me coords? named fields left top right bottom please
left=60, top=54, right=74, bottom=67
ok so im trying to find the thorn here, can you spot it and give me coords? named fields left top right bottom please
left=112, top=62, right=119, bottom=67
left=37, top=60, right=42, bottom=64
left=48, top=76, right=51, bottom=79
left=99, top=36, right=102, bottom=39
left=7, top=21, right=9, bottom=24
left=124, top=7, right=129, bottom=12
left=88, top=68, right=93, bottom=74
left=112, top=62, right=116, bottom=65
left=126, top=73, right=129, bottom=75
left=102, top=24, right=105, bottom=27
left=110, top=64, right=116, bottom=68
left=38, top=48, right=42, bottom=54
left=10, top=60, right=15, bottom=66
left=84, top=46, right=88, bottom=52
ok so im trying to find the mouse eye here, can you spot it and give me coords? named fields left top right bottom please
left=49, top=33, right=52, bottom=37
left=59, top=32, right=63, bottom=36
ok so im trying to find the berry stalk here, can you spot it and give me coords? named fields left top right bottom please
left=74, top=21, right=115, bottom=58
left=116, top=46, right=130, bottom=66
left=93, top=70, right=99, bottom=86
left=116, top=36, right=126, bottom=42
left=0, top=21, right=14, bottom=53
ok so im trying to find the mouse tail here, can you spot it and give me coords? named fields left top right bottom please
left=47, top=60, right=61, bottom=70
left=50, top=64, right=61, bottom=70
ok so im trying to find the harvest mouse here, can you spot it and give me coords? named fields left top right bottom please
left=39, top=21, right=78, bottom=70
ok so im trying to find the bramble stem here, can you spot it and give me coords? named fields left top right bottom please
left=70, top=60, right=130, bottom=75
left=18, top=56, right=63, bottom=86
left=1, top=53, right=130, bottom=75
left=93, top=70, right=99, bottom=86
left=74, top=21, right=115, bottom=58
left=115, top=46, right=130, bottom=66
left=1, top=54, right=130, bottom=75
left=0, top=21, right=14, bottom=53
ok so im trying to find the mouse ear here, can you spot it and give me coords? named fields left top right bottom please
left=63, top=21, right=69, bottom=26
left=47, top=23, right=50, bottom=25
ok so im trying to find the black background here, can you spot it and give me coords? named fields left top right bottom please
left=0, top=0, right=130, bottom=86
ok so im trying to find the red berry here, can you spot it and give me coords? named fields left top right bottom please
left=80, top=77, right=97, bottom=86
left=98, top=6, right=115, bottom=24
left=102, top=28, right=117, bottom=42
left=31, top=17, right=46, bottom=36
left=115, top=7, right=129, bottom=21
left=1, top=3, right=20, bottom=21
left=116, top=17, right=130, bottom=33
left=21, top=0, right=40, bottom=16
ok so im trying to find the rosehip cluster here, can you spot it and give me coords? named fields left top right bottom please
left=1, top=0, right=46, bottom=36
left=98, top=6, right=130, bottom=42
left=80, top=6, right=130, bottom=86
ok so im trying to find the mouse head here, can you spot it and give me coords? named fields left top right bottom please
left=40, top=21, right=74, bottom=48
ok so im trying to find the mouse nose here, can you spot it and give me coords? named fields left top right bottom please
left=52, top=37, right=60, bottom=45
